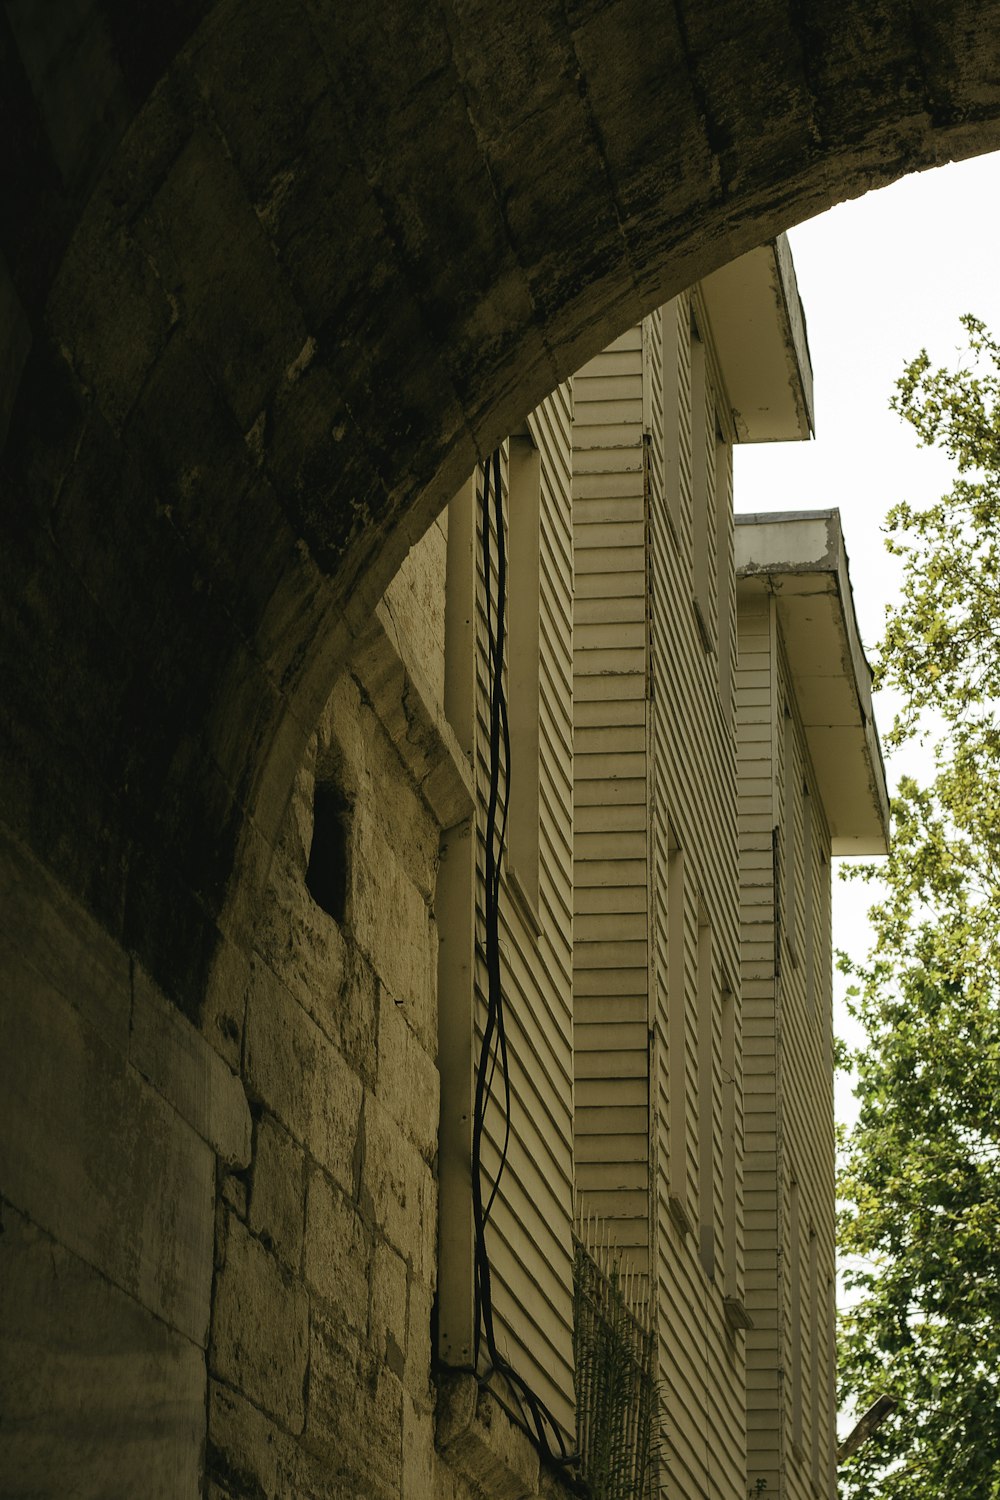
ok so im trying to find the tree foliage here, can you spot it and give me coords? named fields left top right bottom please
left=838, top=317, right=1000, bottom=1499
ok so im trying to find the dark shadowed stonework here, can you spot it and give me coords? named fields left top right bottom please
left=3, top=0, right=1000, bottom=1011
left=1, top=2, right=999, bottom=1494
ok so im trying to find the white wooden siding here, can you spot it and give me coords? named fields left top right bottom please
left=438, top=382, right=577, bottom=1442
left=479, top=386, right=577, bottom=1438
left=573, top=295, right=746, bottom=1500
left=737, top=588, right=839, bottom=1500
left=572, top=321, right=651, bottom=1262
left=647, top=291, right=744, bottom=1499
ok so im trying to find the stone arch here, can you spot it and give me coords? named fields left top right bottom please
left=3, top=0, right=1000, bottom=1017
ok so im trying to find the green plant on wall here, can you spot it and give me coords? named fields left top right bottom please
left=573, top=1232, right=655, bottom=1500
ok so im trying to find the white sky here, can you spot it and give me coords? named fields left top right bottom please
left=733, top=150, right=1000, bottom=1131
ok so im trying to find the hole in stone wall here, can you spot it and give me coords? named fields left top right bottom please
left=306, top=781, right=350, bottom=922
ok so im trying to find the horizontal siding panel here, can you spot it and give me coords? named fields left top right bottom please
left=575, top=802, right=648, bottom=833
left=574, top=778, right=646, bottom=807
left=575, top=547, right=646, bottom=577
left=574, top=970, right=648, bottom=1000
left=572, top=396, right=643, bottom=425
left=575, top=892, right=647, bottom=922
left=575, top=1132, right=649, bottom=1165
left=575, top=595, right=646, bottom=627
left=575, top=1105, right=648, bottom=1135
left=574, top=673, right=646, bottom=702
left=576, top=1078, right=648, bottom=1108
left=574, top=571, right=645, bottom=599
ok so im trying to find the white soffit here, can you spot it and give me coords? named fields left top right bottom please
left=700, top=235, right=815, bottom=444
left=736, top=510, right=890, bottom=855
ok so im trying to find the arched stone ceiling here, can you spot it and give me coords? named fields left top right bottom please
left=2, top=0, right=999, bottom=1017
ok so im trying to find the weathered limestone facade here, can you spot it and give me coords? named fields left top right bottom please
left=197, top=427, right=581, bottom=1498
left=1, top=825, right=236, bottom=1495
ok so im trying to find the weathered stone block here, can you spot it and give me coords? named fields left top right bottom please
left=0, top=1202, right=204, bottom=1500
left=50, top=217, right=175, bottom=435
left=220, top=1170, right=247, bottom=1219
left=348, top=595, right=473, bottom=839
left=142, top=125, right=306, bottom=431
left=383, top=516, right=448, bottom=708
left=244, top=960, right=361, bottom=1192
left=303, top=1311, right=367, bottom=1480
left=131, top=963, right=252, bottom=1167
left=437, top=1374, right=540, bottom=1500
left=0, top=823, right=131, bottom=1052
left=317, top=1343, right=404, bottom=1500
left=253, top=845, right=348, bottom=1038
left=361, top=1091, right=435, bottom=1282
left=211, top=1212, right=308, bottom=1433
left=419, top=1169, right=439, bottom=1293
left=350, top=618, right=442, bottom=802
left=187, top=0, right=331, bottom=203
left=367, top=1360, right=406, bottom=1499
left=421, top=740, right=476, bottom=835
left=283, top=760, right=317, bottom=870
left=336, top=946, right=379, bottom=1092
left=200, top=929, right=251, bottom=1074
left=352, top=815, right=434, bottom=1024
left=405, top=1274, right=434, bottom=1403
left=303, top=1166, right=370, bottom=1333
left=376, top=989, right=440, bottom=1162
left=249, top=1111, right=304, bottom=1270
left=371, top=1240, right=408, bottom=1378
left=206, top=1374, right=335, bottom=1500
left=365, top=704, right=444, bottom=904
left=402, top=1388, right=437, bottom=1500
left=260, top=794, right=377, bottom=1087
left=0, top=965, right=214, bottom=1346
left=208, top=1378, right=290, bottom=1499
left=321, top=670, right=442, bottom=904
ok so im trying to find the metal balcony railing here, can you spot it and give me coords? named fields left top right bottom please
left=573, top=1222, right=656, bottom=1500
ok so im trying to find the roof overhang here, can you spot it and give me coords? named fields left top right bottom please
left=700, top=235, right=815, bottom=444
left=736, top=510, right=889, bottom=856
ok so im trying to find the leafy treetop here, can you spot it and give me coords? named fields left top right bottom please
left=838, top=315, right=1000, bottom=1500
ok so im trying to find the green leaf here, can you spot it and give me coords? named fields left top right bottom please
left=839, top=317, right=1000, bottom=1500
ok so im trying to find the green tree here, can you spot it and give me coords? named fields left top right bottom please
left=838, top=317, right=1000, bottom=1499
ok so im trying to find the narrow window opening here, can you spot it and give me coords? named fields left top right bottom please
left=306, top=781, right=350, bottom=922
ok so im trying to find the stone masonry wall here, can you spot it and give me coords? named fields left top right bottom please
left=203, top=522, right=577, bottom=1500
left=0, top=511, right=576, bottom=1498
left=0, top=820, right=250, bottom=1495
left=205, top=668, right=440, bottom=1499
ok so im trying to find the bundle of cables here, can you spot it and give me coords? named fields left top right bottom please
left=470, top=449, right=579, bottom=1479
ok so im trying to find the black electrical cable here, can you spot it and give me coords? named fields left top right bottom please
left=469, top=448, right=577, bottom=1474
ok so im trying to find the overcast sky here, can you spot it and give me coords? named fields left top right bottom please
left=732, top=149, right=1000, bottom=1126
